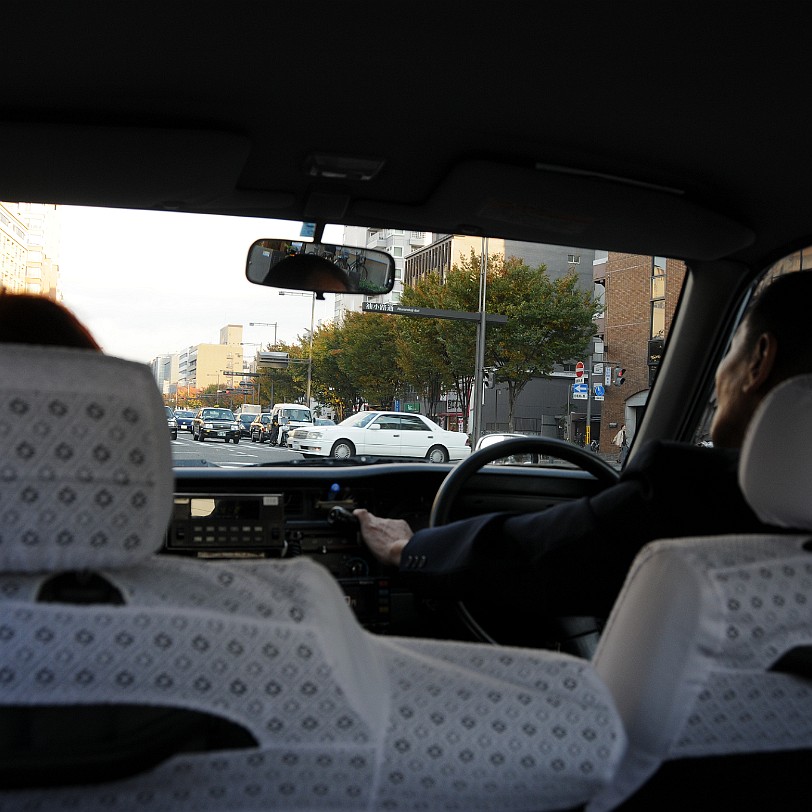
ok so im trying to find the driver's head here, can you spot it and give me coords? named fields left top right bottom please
left=711, top=271, right=812, bottom=448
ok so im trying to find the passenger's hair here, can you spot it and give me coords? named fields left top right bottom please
left=744, top=270, right=812, bottom=382
left=0, top=291, right=100, bottom=350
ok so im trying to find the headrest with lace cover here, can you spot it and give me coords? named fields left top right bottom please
left=739, top=372, right=812, bottom=529
left=0, top=345, right=173, bottom=573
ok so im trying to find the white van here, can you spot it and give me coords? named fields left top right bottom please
left=270, top=403, right=314, bottom=446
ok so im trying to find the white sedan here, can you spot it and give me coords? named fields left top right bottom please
left=290, top=411, right=471, bottom=462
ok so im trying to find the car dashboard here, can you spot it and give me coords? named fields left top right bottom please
left=164, top=462, right=605, bottom=642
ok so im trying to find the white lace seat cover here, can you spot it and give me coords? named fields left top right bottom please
left=0, top=346, right=627, bottom=810
left=0, top=558, right=625, bottom=811
left=588, top=374, right=812, bottom=812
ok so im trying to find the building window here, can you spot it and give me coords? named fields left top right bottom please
left=650, top=256, right=666, bottom=339
left=651, top=299, right=665, bottom=339
left=568, top=253, right=581, bottom=264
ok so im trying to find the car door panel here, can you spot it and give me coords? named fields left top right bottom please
left=364, top=415, right=402, bottom=456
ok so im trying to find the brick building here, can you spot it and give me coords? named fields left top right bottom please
left=597, top=252, right=686, bottom=451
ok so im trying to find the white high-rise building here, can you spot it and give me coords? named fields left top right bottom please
left=333, top=226, right=433, bottom=323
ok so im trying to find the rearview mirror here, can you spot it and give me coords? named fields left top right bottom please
left=246, top=240, right=395, bottom=295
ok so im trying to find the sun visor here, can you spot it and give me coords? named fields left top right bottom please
left=352, top=161, right=754, bottom=261
left=0, top=123, right=250, bottom=208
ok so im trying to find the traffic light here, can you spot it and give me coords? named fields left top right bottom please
left=484, top=369, right=496, bottom=389
left=614, top=366, right=626, bottom=386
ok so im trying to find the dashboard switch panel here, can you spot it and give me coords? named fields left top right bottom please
left=168, top=493, right=286, bottom=551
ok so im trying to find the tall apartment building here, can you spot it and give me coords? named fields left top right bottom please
left=333, top=226, right=433, bottom=323
left=0, top=202, right=60, bottom=298
left=150, top=354, right=180, bottom=395
left=173, top=324, right=245, bottom=391
left=405, top=235, right=595, bottom=293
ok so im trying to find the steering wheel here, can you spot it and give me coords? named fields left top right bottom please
left=429, top=436, right=620, bottom=655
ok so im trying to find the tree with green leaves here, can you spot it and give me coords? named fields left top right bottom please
left=256, top=340, right=309, bottom=407
left=309, top=321, right=360, bottom=420
left=335, top=311, right=404, bottom=409
left=398, top=268, right=481, bottom=422
left=399, top=250, right=597, bottom=431
left=485, top=256, right=597, bottom=429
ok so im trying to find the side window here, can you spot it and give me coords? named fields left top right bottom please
left=691, top=262, right=806, bottom=446
left=400, top=415, right=430, bottom=432
left=374, top=416, right=401, bottom=430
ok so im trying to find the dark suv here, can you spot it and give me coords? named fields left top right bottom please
left=250, top=413, right=273, bottom=443
left=192, top=407, right=240, bottom=443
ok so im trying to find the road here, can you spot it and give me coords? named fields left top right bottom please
left=171, top=431, right=305, bottom=467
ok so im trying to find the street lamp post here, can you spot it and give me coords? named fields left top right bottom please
left=278, top=291, right=315, bottom=405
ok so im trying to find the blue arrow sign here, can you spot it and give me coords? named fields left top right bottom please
left=594, top=384, right=605, bottom=397
left=572, top=383, right=588, bottom=393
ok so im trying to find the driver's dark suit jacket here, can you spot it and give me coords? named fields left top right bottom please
left=400, top=441, right=779, bottom=619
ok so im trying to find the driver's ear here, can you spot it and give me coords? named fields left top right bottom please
left=744, top=330, right=778, bottom=395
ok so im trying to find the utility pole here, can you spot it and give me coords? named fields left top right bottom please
left=585, top=365, right=592, bottom=446
left=306, top=291, right=315, bottom=404
left=584, top=338, right=605, bottom=446
left=470, top=238, right=489, bottom=448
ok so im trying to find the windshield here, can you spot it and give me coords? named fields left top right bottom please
left=282, top=408, right=312, bottom=422
left=340, top=412, right=380, bottom=428
left=202, top=409, right=235, bottom=421
left=2, top=203, right=688, bottom=468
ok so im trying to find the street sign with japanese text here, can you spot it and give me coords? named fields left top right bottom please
left=362, top=302, right=506, bottom=323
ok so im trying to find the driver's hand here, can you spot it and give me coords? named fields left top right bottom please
left=354, top=509, right=413, bottom=567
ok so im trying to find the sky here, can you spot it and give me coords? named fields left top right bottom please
left=57, top=206, right=343, bottom=365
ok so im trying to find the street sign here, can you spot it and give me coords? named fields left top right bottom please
left=594, top=384, right=605, bottom=401
left=362, top=301, right=506, bottom=323
left=575, top=361, right=585, bottom=379
left=394, top=399, right=401, bottom=411
left=257, top=351, right=290, bottom=368
left=404, top=402, right=420, bottom=412
left=572, top=382, right=588, bottom=400
left=605, top=366, right=612, bottom=387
